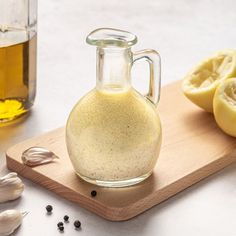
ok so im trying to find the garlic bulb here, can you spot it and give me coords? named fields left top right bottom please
left=22, top=147, right=59, bottom=167
left=0, top=210, right=27, bottom=236
left=0, top=173, right=24, bottom=203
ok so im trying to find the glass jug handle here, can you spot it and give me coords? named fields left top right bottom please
left=133, top=50, right=161, bottom=106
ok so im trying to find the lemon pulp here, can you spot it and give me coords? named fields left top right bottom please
left=223, top=83, right=236, bottom=107
left=213, top=78, right=236, bottom=137
left=182, top=50, right=236, bottom=112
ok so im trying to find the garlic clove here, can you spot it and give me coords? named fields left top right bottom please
left=0, top=173, right=24, bottom=203
left=0, top=209, right=26, bottom=236
left=21, top=147, right=59, bottom=167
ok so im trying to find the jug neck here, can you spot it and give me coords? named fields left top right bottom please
left=96, top=47, right=132, bottom=92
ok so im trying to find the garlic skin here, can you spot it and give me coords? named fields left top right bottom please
left=0, top=173, right=24, bottom=203
left=0, top=210, right=26, bottom=236
left=22, top=147, right=59, bottom=167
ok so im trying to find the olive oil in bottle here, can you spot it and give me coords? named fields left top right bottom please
left=0, top=34, right=37, bottom=122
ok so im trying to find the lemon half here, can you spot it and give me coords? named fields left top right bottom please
left=182, top=50, right=236, bottom=112
left=213, top=78, right=236, bottom=137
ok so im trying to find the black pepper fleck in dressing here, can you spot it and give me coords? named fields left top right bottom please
left=91, top=190, right=97, bottom=197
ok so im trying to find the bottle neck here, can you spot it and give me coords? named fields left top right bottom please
left=96, top=47, right=132, bottom=92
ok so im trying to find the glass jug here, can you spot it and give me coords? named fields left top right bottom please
left=66, top=28, right=162, bottom=187
left=0, top=0, right=37, bottom=123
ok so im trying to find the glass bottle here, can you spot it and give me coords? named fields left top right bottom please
left=0, top=0, right=37, bottom=123
left=66, top=28, right=162, bottom=187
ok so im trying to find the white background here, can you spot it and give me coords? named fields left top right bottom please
left=1, top=0, right=236, bottom=235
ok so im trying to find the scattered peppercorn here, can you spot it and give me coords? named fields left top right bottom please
left=59, top=226, right=64, bottom=232
left=46, top=205, right=53, bottom=213
left=64, top=215, right=69, bottom=222
left=91, top=190, right=97, bottom=197
left=57, top=222, right=63, bottom=228
left=74, top=220, right=81, bottom=229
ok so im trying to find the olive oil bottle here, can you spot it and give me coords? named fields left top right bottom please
left=0, top=0, right=37, bottom=123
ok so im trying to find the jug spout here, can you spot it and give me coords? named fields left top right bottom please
left=86, top=28, right=137, bottom=48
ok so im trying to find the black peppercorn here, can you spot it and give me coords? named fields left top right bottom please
left=59, top=226, right=64, bottom=232
left=46, top=205, right=53, bottom=213
left=74, top=220, right=81, bottom=229
left=57, top=222, right=63, bottom=228
left=91, top=190, right=97, bottom=197
left=64, top=215, right=69, bottom=222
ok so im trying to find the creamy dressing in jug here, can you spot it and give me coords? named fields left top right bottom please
left=66, top=88, right=161, bottom=184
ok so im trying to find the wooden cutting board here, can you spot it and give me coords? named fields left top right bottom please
left=6, top=80, right=236, bottom=221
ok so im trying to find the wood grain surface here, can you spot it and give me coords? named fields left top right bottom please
left=6, top=80, right=236, bottom=221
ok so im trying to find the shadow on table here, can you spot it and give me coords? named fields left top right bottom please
left=0, top=113, right=30, bottom=147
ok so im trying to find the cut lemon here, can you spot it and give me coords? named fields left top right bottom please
left=182, top=50, right=236, bottom=112
left=213, top=78, right=236, bottom=137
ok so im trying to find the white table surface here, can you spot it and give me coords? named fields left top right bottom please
left=1, top=0, right=236, bottom=235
